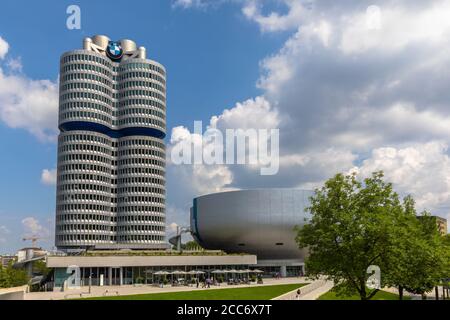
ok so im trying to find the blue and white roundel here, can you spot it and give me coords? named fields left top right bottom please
left=106, top=41, right=123, bottom=60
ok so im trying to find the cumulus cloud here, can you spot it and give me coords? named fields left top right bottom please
left=253, top=3, right=450, bottom=148
left=0, top=37, right=59, bottom=142
left=21, top=217, right=50, bottom=238
left=338, top=2, right=450, bottom=55
left=168, top=124, right=235, bottom=196
left=351, top=141, right=450, bottom=212
left=210, top=96, right=280, bottom=131
left=167, top=96, right=279, bottom=200
left=41, top=168, right=57, bottom=186
left=168, top=222, right=179, bottom=234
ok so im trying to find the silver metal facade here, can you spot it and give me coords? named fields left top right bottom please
left=191, top=189, right=313, bottom=260
left=55, top=35, right=166, bottom=250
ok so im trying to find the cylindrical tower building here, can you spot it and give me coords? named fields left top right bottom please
left=55, top=36, right=167, bottom=251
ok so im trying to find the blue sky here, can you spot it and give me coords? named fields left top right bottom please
left=2, top=0, right=450, bottom=253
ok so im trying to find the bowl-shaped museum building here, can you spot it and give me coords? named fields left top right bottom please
left=190, top=189, right=313, bottom=277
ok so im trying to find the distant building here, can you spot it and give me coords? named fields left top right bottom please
left=417, top=215, right=448, bottom=236
left=14, top=247, right=48, bottom=276
left=435, top=216, right=448, bottom=236
left=47, top=251, right=256, bottom=287
left=1, top=255, right=15, bottom=268
left=16, top=248, right=47, bottom=263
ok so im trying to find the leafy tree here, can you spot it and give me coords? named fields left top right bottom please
left=382, top=199, right=446, bottom=299
left=295, top=171, right=408, bottom=300
left=296, top=171, right=450, bottom=300
left=412, top=213, right=449, bottom=299
left=33, top=260, right=50, bottom=277
left=442, top=234, right=450, bottom=299
left=0, top=261, right=29, bottom=288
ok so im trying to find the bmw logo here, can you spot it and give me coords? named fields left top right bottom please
left=106, top=41, right=123, bottom=61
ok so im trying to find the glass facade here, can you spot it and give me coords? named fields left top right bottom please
left=53, top=264, right=258, bottom=287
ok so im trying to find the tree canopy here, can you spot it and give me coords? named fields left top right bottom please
left=0, top=261, right=29, bottom=288
left=296, top=171, right=449, bottom=300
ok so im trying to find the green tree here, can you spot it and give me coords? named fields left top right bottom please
left=442, top=234, right=450, bottom=299
left=0, top=261, right=29, bottom=288
left=295, top=171, right=407, bottom=300
left=382, top=198, right=446, bottom=299
left=33, top=260, right=50, bottom=277
left=412, top=213, right=448, bottom=299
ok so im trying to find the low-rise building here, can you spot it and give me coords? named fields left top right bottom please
left=46, top=251, right=257, bottom=289
left=1, top=255, right=15, bottom=268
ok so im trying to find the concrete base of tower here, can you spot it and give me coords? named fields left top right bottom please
left=93, top=243, right=171, bottom=250
left=57, top=243, right=171, bottom=253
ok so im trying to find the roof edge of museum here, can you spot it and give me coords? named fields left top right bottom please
left=194, top=188, right=314, bottom=201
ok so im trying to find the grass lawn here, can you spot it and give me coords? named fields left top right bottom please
left=82, top=283, right=308, bottom=300
left=318, top=288, right=410, bottom=300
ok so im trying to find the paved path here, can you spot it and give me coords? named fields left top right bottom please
left=297, top=281, right=334, bottom=300
left=25, top=277, right=309, bottom=300
left=271, top=278, right=334, bottom=300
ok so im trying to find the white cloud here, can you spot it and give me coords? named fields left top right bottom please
left=351, top=142, right=450, bottom=213
left=173, top=0, right=198, bottom=8
left=210, top=96, right=280, bottom=130
left=168, top=222, right=179, bottom=234
left=242, top=0, right=306, bottom=32
left=0, top=36, right=9, bottom=59
left=253, top=1, right=450, bottom=155
left=6, top=57, right=22, bottom=72
left=166, top=97, right=280, bottom=215
left=167, top=96, right=279, bottom=199
left=281, top=148, right=356, bottom=178
left=0, top=37, right=58, bottom=142
left=41, top=169, right=57, bottom=186
left=0, top=68, right=59, bottom=141
left=21, top=217, right=50, bottom=238
left=339, top=3, right=450, bottom=55
left=168, top=133, right=234, bottom=196
left=0, top=225, right=10, bottom=243
left=172, top=0, right=220, bottom=9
